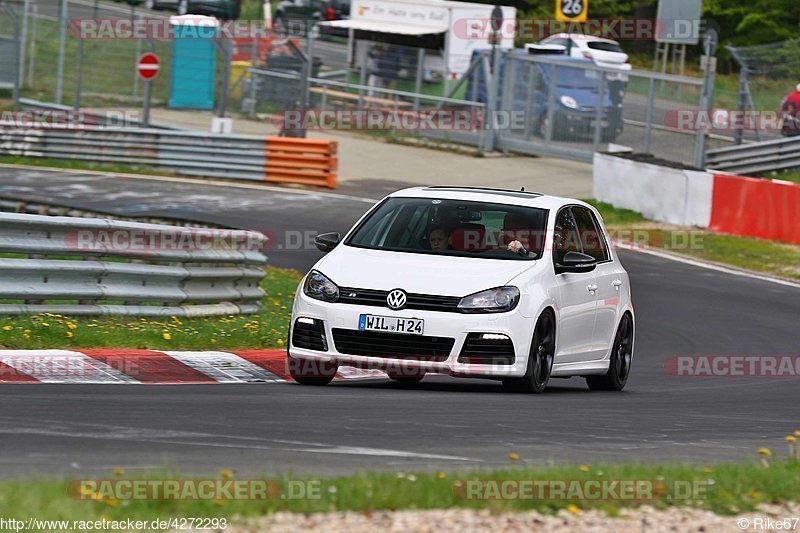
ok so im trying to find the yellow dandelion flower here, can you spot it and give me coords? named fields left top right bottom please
left=566, top=504, right=580, bottom=514
left=113, top=468, right=125, bottom=476
left=508, top=452, right=519, bottom=461
left=66, top=331, right=73, bottom=338
left=67, top=323, right=78, bottom=330
left=579, top=465, right=589, bottom=473
left=757, top=448, right=772, bottom=456
left=210, top=339, right=217, bottom=344
left=277, top=339, right=284, bottom=346
left=41, top=322, right=50, bottom=327
left=162, top=333, right=172, bottom=340
left=436, top=472, right=446, bottom=480
left=213, top=498, right=225, bottom=506
left=219, top=468, right=233, bottom=479
left=787, top=436, right=797, bottom=443
left=2, top=325, right=12, bottom=331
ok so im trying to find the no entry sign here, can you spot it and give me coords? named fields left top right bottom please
left=137, top=53, right=160, bottom=81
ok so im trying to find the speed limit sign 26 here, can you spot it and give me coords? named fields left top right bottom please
left=556, top=0, right=587, bottom=22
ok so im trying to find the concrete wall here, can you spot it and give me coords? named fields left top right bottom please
left=593, top=153, right=713, bottom=227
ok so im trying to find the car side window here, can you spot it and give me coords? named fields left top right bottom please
left=553, top=207, right=582, bottom=266
left=571, top=206, right=610, bottom=262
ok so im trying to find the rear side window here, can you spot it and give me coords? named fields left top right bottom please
left=587, top=41, right=624, bottom=53
left=571, top=206, right=610, bottom=262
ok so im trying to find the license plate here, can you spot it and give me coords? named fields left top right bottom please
left=358, top=314, right=424, bottom=335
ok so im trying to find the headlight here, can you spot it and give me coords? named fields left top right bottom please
left=457, top=286, right=520, bottom=313
left=303, top=270, right=339, bottom=302
left=560, top=95, right=578, bottom=109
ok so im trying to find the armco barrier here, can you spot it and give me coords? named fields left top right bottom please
left=0, top=125, right=338, bottom=188
left=0, top=212, right=268, bottom=316
left=709, top=174, right=800, bottom=245
left=706, top=135, right=800, bottom=175
left=592, top=153, right=713, bottom=227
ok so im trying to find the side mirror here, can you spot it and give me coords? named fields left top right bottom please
left=314, top=232, right=340, bottom=253
left=556, top=251, right=596, bottom=274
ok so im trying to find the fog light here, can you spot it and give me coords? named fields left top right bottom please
left=480, top=333, right=509, bottom=340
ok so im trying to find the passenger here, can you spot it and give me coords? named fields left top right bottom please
left=428, top=226, right=451, bottom=251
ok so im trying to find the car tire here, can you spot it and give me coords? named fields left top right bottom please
left=287, top=352, right=338, bottom=386
left=586, top=313, right=633, bottom=391
left=502, top=310, right=555, bottom=393
left=177, top=0, right=188, bottom=15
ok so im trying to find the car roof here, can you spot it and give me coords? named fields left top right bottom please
left=543, top=33, right=621, bottom=45
left=387, top=186, right=592, bottom=211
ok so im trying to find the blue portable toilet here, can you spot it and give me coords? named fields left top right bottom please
left=168, top=15, right=218, bottom=110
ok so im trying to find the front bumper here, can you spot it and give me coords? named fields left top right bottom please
left=289, top=291, right=535, bottom=378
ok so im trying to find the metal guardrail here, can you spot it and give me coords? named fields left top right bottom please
left=0, top=125, right=339, bottom=187
left=18, top=98, right=183, bottom=131
left=0, top=212, right=268, bottom=316
left=706, top=135, right=800, bottom=175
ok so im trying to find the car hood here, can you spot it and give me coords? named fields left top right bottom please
left=315, top=245, right=538, bottom=296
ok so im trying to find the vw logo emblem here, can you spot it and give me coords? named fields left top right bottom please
left=386, top=289, right=407, bottom=310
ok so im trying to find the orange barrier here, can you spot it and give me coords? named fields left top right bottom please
left=709, top=174, right=800, bottom=245
left=264, top=137, right=338, bottom=188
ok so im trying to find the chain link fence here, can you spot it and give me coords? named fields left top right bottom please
left=3, top=3, right=722, bottom=168
left=0, top=0, right=21, bottom=104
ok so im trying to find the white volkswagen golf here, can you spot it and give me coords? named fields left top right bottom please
left=288, top=187, right=634, bottom=393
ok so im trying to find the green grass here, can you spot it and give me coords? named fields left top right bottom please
left=0, top=459, right=797, bottom=524
left=585, top=199, right=800, bottom=280
left=0, top=267, right=300, bottom=350
left=0, top=155, right=176, bottom=177
left=762, top=170, right=800, bottom=183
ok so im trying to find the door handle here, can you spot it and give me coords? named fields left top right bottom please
left=612, top=279, right=623, bottom=289
left=587, top=284, right=598, bottom=293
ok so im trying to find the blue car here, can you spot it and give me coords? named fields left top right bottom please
left=466, top=49, right=624, bottom=142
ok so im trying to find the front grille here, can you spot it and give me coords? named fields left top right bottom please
left=458, top=333, right=515, bottom=365
left=332, top=328, right=454, bottom=362
left=338, top=287, right=461, bottom=313
left=291, top=318, right=328, bottom=351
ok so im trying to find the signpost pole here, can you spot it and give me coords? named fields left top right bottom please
left=136, top=52, right=160, bottom=128
left=143, top=79, right=152, bottom=126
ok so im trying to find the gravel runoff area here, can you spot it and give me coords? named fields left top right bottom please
left=209, top=502, right=799, bottom=533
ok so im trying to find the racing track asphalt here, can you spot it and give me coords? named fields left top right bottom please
left=0, top=166, right=797, bottom=478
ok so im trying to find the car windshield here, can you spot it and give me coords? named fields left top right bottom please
left=587, top=41, right=624, bottom=53
left=554, top=66, right=600, bottom=88
left=345, top=197, right=548, bottom=260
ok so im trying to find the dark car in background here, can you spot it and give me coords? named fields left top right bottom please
left=467, top=49, right=624, bottom=142
left=273, top=0, right=350, bottom=36
left=139, top=0, right=240, bottom=20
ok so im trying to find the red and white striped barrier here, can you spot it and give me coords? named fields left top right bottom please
left=594, top=153, right=800, bottom=245
left=0, top=350, right=385, bottom=384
